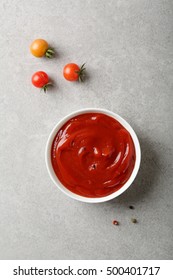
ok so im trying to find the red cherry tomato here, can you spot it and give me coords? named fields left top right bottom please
left=63, top=63, right=86, bottom=82
left=32, top=71, right=48, bottom=87
left=32, top=71, right=51, bottom=92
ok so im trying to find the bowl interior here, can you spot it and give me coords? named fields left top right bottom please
left=45, top=108, right=141, bottom=203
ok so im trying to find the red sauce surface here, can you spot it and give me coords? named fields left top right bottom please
left=51, top=113, right=136, bottom=198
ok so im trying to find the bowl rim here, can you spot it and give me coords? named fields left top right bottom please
left=45, top=108, right=141, bottom=203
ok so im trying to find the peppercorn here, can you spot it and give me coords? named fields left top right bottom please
left=112, top=220, right=119, bottom=225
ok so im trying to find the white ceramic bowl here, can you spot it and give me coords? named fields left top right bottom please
left=45, top=108, right=141, bottom=203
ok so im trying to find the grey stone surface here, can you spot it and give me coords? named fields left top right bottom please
left=0, top=0, right=173, bottom=260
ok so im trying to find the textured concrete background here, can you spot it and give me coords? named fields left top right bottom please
left=0, top=0, right=173, bottom=259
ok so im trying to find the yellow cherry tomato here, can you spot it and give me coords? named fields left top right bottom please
left=30, top=39, right=54, bottom=58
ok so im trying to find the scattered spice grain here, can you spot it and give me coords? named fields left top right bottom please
left=112, top=220, right=119, bottom=225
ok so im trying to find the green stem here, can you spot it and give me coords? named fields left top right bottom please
left=45, top=48, right=55, bottom=58
left=41, top=82, right=53, bottom=93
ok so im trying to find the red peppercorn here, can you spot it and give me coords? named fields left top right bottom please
left=112, top=220, right=119, bottom=225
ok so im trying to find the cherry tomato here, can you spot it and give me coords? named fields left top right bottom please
left=63, top=63, right=86, bottom=82
left=30, top=39, right=54, bottom=58
left=32, top=71, right=51, bottom=93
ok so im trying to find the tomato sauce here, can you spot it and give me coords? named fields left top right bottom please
left=51, top=113, right=136, bottom=198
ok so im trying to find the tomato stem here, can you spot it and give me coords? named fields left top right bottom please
left=41, top=82, right=53, bottom=93
left=75, top=63, right=86, bottom=82
left=45, top=48, right=55, bottom=58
